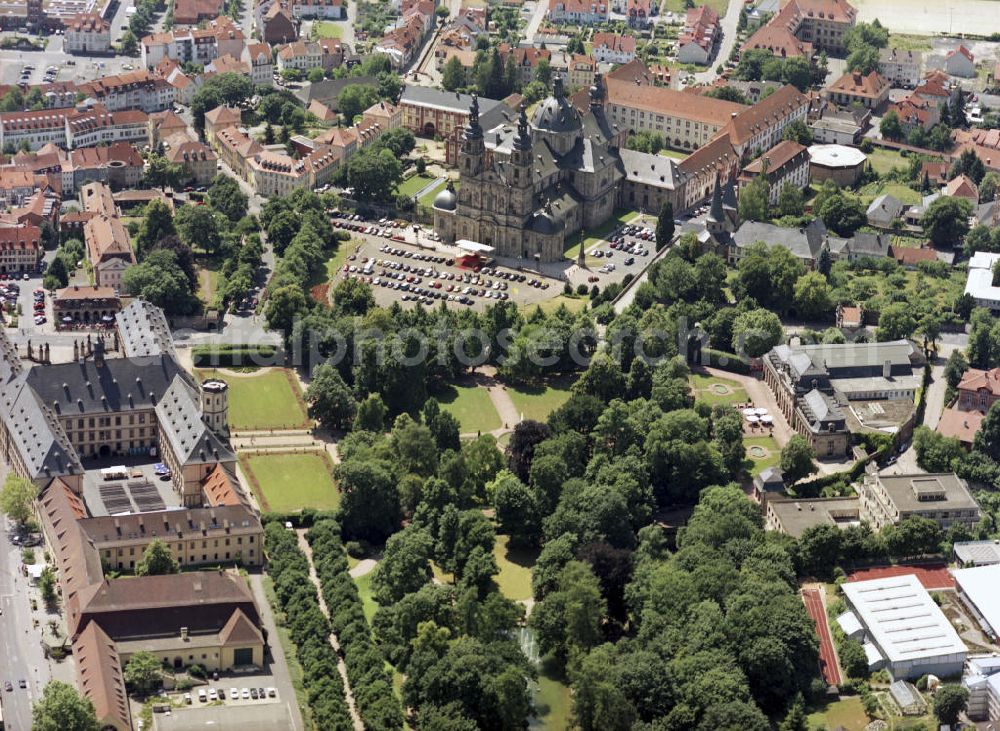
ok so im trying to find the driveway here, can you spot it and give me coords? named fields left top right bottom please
left=246, top=572, right=306, bottom=731
left=691, top=0, right=745, bottom=84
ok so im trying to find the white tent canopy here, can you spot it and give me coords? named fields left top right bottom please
left=456, top=240, right=495, bottom=254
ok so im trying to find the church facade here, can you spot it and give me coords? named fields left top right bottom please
left=433, top=76, right=625, bottom=263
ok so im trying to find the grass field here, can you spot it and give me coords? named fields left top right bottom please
left=856, top=180, right=921, bottom=206
left=658, top=148, right=687, bottom=160
left=418, top=179, right=453, bottom=207
left=325, top=239, right=361, bottom=281
left=661, top=0, right=728, bottom=16
left=867, top=148, right=910, bottom=176
left=311, top=20, right=343, bottom=38
left=396, top=174, right=437, bottom=198
left=506, top=376, right=576, bottom=423
left=531, top=659, right=573, bottom=730
left=523, top=295, right=589, bottom=316
left=689, top=373, right=749, bottom=406
left=806, top=697, right=868, bottom=730
left=196, top=368, right=309, bottom=431
left=888, top=33, right=933, bottom=50
left=196, top=256, right=223, bottom=307
left=436, top=382, right=502, bottom=434
left=494, top=535, right=537, bottom=601
left=353, top=572, right=378, bottom=623
left=745, top=435, right=781, bottom=475
left=240, top=452, right=340, bottom=512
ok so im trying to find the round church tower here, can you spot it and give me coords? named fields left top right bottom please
left=201, top=378, right=230, bottom=436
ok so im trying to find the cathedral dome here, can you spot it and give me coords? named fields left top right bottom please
left=530, top=96, right=581, bottom=134
left=433, top=184, right=457, bottom=211
left=530, top=209, right=564, bottom=234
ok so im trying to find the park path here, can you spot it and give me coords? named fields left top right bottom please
left=349, top=559, right=378, bottom=579
left=697, top=366, right=794, bottom=447
left=295, top=530, right=365, bottom=731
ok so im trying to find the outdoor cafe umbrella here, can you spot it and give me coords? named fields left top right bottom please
left=760, top=415, right=773, bottom=424
left=747, top=415, right=760, bottom=424
left=754, top=407, right=769, bottom=416
left=742, top=408, right=756, bottom=417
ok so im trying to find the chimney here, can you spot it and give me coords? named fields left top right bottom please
left=180, top=627, right=189, bottom=640
left=883, top=359, right=891, bottom=379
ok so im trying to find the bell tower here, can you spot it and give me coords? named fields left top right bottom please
left=460, top=93, right=485, bottom=178
left=509, top=103, right=534, bottom=218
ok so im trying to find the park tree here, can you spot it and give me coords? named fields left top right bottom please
left=793, top=271, right=833, bottom=321
left=738, top=174, right=770, bottom=222
left=883, top=516, right=942, bottom=557
left=265, top=284, right=309, bottom=336
left=731, top=308, right=783, bottom=358
left=442, top=56, right=466, bottom=91
left=777, top=183, right=805, bottom=217
left=506, top=420, right=551, bottom=482
left=136, top=539, right=180, bottom=576
left=491, top=470, right=541, bottom=547
left=980, top=171, right=1000, bottom=203
left=780, top=435, right=816, bottom=484
left=371, top=528, right=434, bottom=603
left=143, top=153, right=185, bottom=189
left=530, top=560, right=606, bottom=669
left=32, top=681, right=99, bottom=731
left=922, top=196, right=972, bottom=247
left=973, top=400, right=1000, bottom=463
left=913, top=426, right=963, bottom=472
left=124, top=651, right=163, bottom=696
left=944, top=349, right=968, bottom=390
left=781, top=118, right=812, bottom=145
left=306, top=364, right=357, bottom=430
left=951, top=148, right=985, bottom=183
left=817, top=246, right=832, bottom=278
left=135, top=199, right=177, bottom=255
left=655, top=201, right=675, bottom=251
left=1, top=473, right=35, bottom=526
left=796, top=524, right=842, bottom=578
left=876, top=302, right=918, bottom=341
left=175, top=204, right=222, bottom=254
left=819, top=192, right=865, bottom=236
left=266, top=209, right=299, bottom=254
left=347, top=147, right=403, bottom=203
left=355, top=393, right=388, bottom=433
left=338, top=84, right=380, bottom=123
left=122, top=250, right=197, bottom=316
left=778, top=695, right=809, bottom=731
left=933, top=684, right=969, bottom=726
left=332, top=277, right=375, bottom=315
left=208, top=174, right=248, bottom=222
left=880, top=109, right=903, bottom=140
left=336, top=460, right=401, bottom=543
left=737, top=242, right=805, bottom=310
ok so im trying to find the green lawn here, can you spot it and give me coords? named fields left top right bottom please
left=689, top=373, right=749, bottom=407
left=856, top=180, right=921, bottom=206
left=494, top=535, right=537, bottom=602
left=325, top=239, right=360, bottom=281
left=806, top=697, right=868, bottom=730
left=531, top=659, right=573, bottom=730
left=658, top=148, right=687, bottom=160
left=240, top=452, right=340, bottom=513
left=196, top=256, right=224, bottom=307
left=506, top=376, right=576, bottom=423
left=396, top=174, right=436, bottom=198
left=436, top=382, right=502, bottom=434
left=868, top=148, right=910, bottom=176
left=196, top=368, right=309, bottom=431
left=418, top=179, right=451, bottom=207
left=523, top=295, right=589, bottom=316
left=889, top=33, right=933, bottom=50
left=661, top=0, right=728, bottom=16
left=353, top=571, right=378, bottom=624
left=311, top=20, right=343, bottom=38
left=745, top=436, right=781, bottom=475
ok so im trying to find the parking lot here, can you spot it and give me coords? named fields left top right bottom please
left=330, top=213, right=656, bottom=311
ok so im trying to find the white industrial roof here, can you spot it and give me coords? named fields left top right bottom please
left=842, top=575, right=967, bottom=665
left=954, top=540, right=1000, bottom=566
left=455, top=240, right=495, bottom=253
left=807, top=144, right=867, bottom=168
left=965, top=252, right=1000, bottom=303
left=953, top=564, right=1000, bottom=634
left=836, top=610, right=864, bottom=637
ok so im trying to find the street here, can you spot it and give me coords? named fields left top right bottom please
left=0, top=465, right=52, bottom=731
left=692, top=0, right=745, bottom=85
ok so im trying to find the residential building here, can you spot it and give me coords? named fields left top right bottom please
left=0, top=224, right=42, bottom=276
left=954, top=541, right=1000, bottom=568
left=866, top=193, right=903, bottom=228
left=887, top=95, right=940, bottom=135
left=742, top=0, right=856, bottom=58
left=77, top=71, right=175, bottom=113
left=64, top=12, right=110, bottom=53
left=373, top=5, right=432, bottom=68
left=84, top=213, right=134, bottom=292
left=841, top=575, right=967, bottom=680
left=0, top=169, right=38, bottom=208
left=964, top=655, right=1000, bottom=722
left=944, top=173, right=979, bottom=203
left=399, top=86, right=511, bottom=164
left=858, top=471, right=982, bottom=531
left=147, top=109, right=191, bottom=146
left=566, top=54, right=597, bottom=92
left=625, top=0, right=650, bottom=28
left=204, top=104, right=242, bottom=140
left=173, top=0, right=225, bottom=25
left=945, top=44, right=976, bottom=78
left=810, top=105, right=869, bottom=144
left=591, top=32, right=636, bottom=64
left=0, top=104, right=148, bottom=152
left=547, top=0, right=609, bottom=25
left=276, top=40, right=322, bottom=71
left=164, top=135, right=218, bottom=185
left=879, top=48, right=922, bottom=88
left=242, top=42, right=274, bottom=86
left=677, top=5, right=719, bottom=65
left=362, top=100, right=402, bottom=131
left=738, top=139, right=808, bottom=205
left=965, top=251, right=1000, bottom=313
left=259, top=4, right=297, bottom=44
left=956, top=367, right=1000, bottom=414
left=826, top=70, right=890, bottom=111
left=502, top=45, right=552, bottom=85
left=61, top=143, right=144, bottom=193
left=141, top=19, right=246, bottom=69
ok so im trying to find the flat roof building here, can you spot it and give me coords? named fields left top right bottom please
left=842, top=575, right=967, bottom=680
left=953, top=564, right=1000, bottom=641
left=764, top=496, right=860, bottom=538
left=859, top=471, right=981, bottom=532
left=954, top=540, right=1000, bottom=567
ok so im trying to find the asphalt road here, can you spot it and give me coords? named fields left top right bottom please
left=692, top=0, right=745, bottom=85
left=0, top=466, right=52, bottom=731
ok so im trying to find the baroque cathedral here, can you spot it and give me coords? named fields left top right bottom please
left=432, top=75, right=624, bottom=263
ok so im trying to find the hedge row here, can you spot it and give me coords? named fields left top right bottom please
left=307, top=519, right=403, bottom=731
left=192, top=343, right=279, bottom=368
left=263, top=523, right=353, bottom=731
